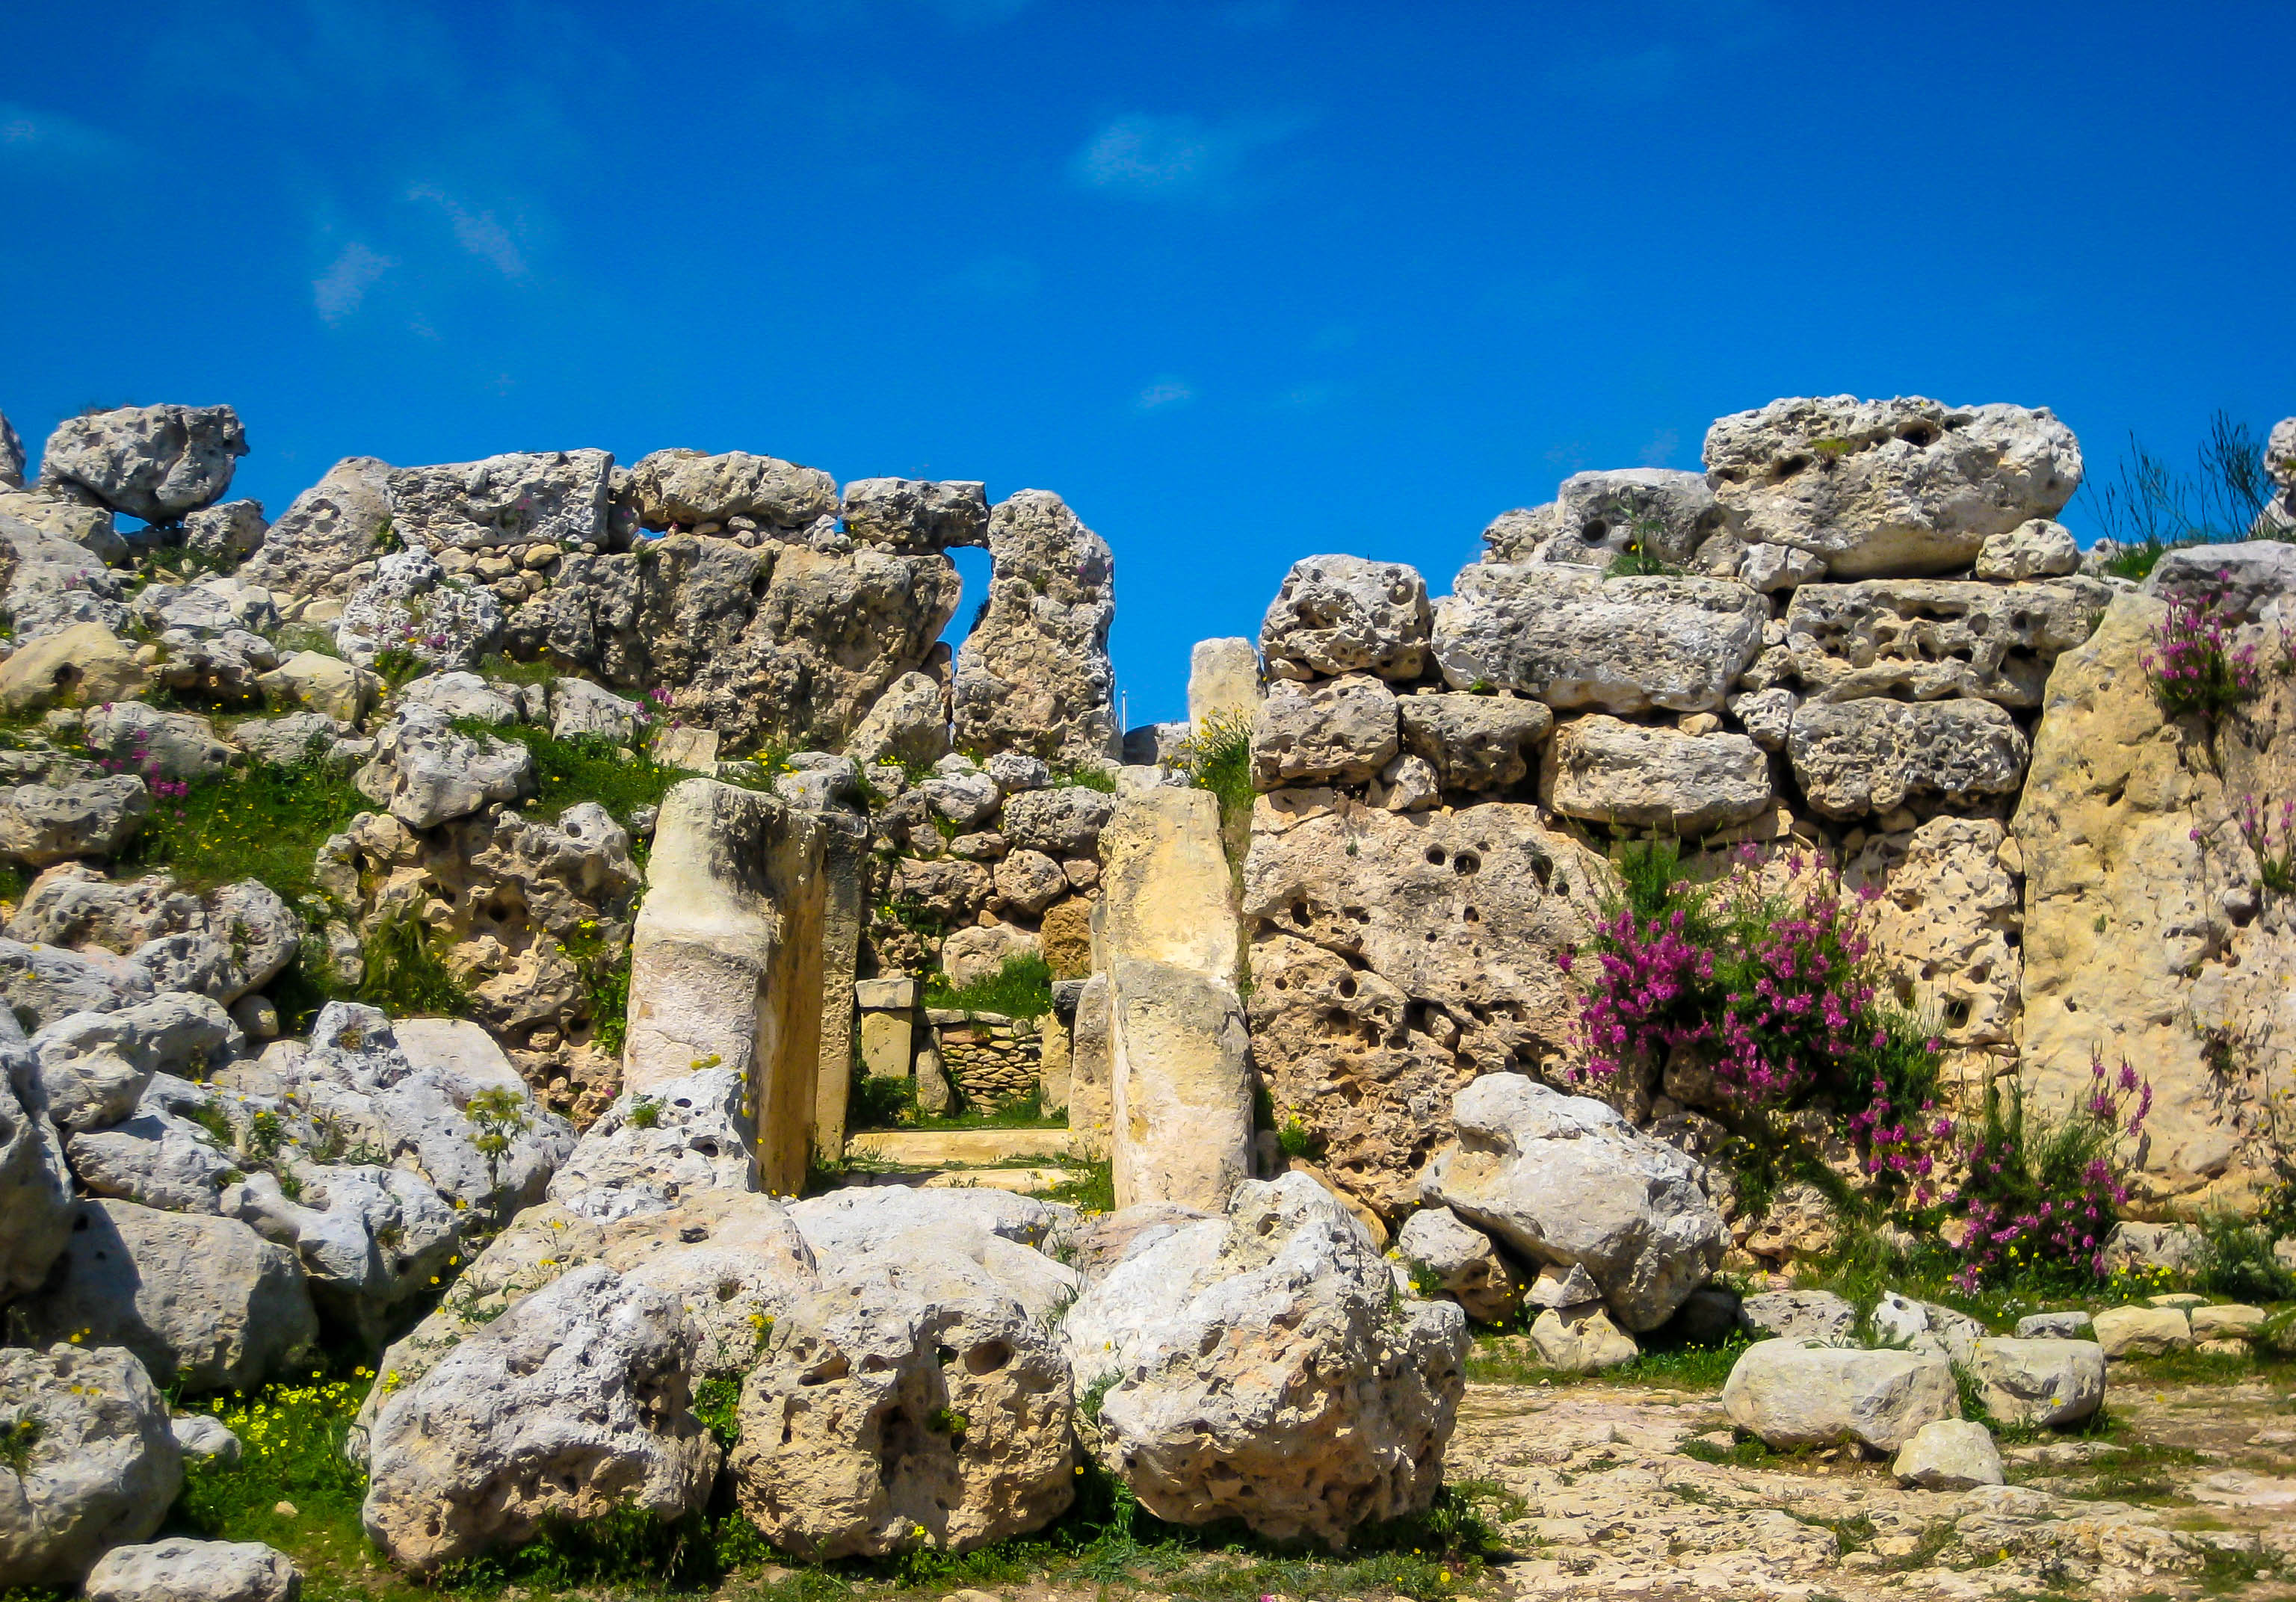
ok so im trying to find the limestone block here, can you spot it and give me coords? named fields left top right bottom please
left=1703, top=396, right=2081, bottom=577
left=1788, top=696, right=2028, bottom=818
left=859, top=1009, right=913, bottom=1079
left=1892, top=1419, right=2003, bottom=1489
left=39, top=404, right=246, bottom=523
left=1188, top=637, right=1263, bottom=729
left=1259, top=555, right=1430, bottom=681
left=1528, top=1304, right=1639, bottom=1373
left=0, top=1345, right=182, bottom=1586
left=1975, top=519, right=2080, bottom=581
left=1966, top=1337, right=2105, bottom=1427
left=1721, top=1342, right=1959, bottom=1452
left=1431, top=563, right=1765, bottom=714
left=2091, top=1305, right=2193, bottom=1358
left=951, top=491, right=1116, bottom=767
left=1767, top=576, right=2111, bottom=706
left=1396, top=691, right=1552, bottom=793
left=1249, top=673, right=1398, bottom=788
left=1108, top=957, right=1251, bottom=1212
left=1543, top=716, right=1772, bottom=834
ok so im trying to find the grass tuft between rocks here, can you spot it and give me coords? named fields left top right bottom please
left=157, top=1367, right=1514, bottom=1602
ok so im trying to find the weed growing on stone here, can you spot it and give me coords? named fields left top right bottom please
left=469, top=723, right=701, bottom=832
left=1172, top=708, right=1255, bottom=836
left=925, top=951, right=1053, bottom=1018
left=2233, top=792, right=2296, bottom=897
left=1042, top=1157, right=1116, bottom=1214
left=355, top=906, right=471, bottom=1018
left=2143, top=579, right=2261, bottom=725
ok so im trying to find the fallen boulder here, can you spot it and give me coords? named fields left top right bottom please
left=0, top=1344, right=182, bottom=1586
left=1721, top=1341, right=1958, bottom=1453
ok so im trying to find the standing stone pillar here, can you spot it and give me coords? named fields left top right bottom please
left=856, top=976, right=917, bottom=1079
left=624, top=779, right=827, bottom=1196
left=1188, top=637, right=1264, bottom=731
left=1094, top=782, right=1251, bottom=1210
left=811, top=817, right=867, bottom=1166
left=1067, top=973, right=1113, bottom=1160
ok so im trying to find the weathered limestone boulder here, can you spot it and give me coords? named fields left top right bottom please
left=2015, top=589, right=2296, bottom=1208
left=1064, top=1173, right=1468, bottom=1543
left=1703, top=397, right=2082, bottom=578
left=991, top=849, right=1067, bottom=917
left=845, top=670, right=946, bottom=768
left=0, top=497, right=132, bottom=642
left=18, top=1201, right=318, bottom=1394
left=0, top=1042, right=72, bottom=1293
left=23, top=992, right=235, bottom=1132
left=39, top=404, right=247, bottom=522
left=334, top=548, right=502, bottom=670
left=1097, top=787, right=1250, bottom=1211
left=1737, top=1289, right=1857, bottom=1344
left=0, top=772, right=150, bottom=868
left=941, top=923, right=1039, bottom=990
left=1721, top=1342, right=1960, bottom=1452
left=8, top=869, right=300, bottom=1007
left=1259, top=555, right=1430, bottom=681
left=236, top=457, right=395, bottom=602
left=2092, top=1305, right=2193, bottom=1358
left=1549, top=468, right=1729, bottom=567
left=1967, top=1337, right=2106, bottom=1427
left=1975, top=519, right=2079, bottom=581
left=170, top=1416, right=242, bottom=1466
left=839, top=476, right=990, bottom=549
left=1869, top=1291, right=1986, bottom=1364
left=921, top=764, right=1001, bottom=829
left=1758, top=578, right=2111, bottom=707
left=731, top=1246, right=1076, bottom=1556
left=548, top=676, right=643, bottom=741
left=1478, top=504, right=1555, bottom=564
left=84, top=1539, right=301, bottom=1602
left=65, top=1084, right=244, bottom=1214
left=0, top=1345, right=182, bottom=1587
left=0, top=408, right=21, bottom=486
left=355, top=704, right=534, bottom=829
left=1543, top=717, right=1773, bottom=834
left=1787, top=697, right=2028, bottom=818
left=1000, top=785, right=1114, bottom=859
left=549, top=1068, right=757, bottom=1217
left=1188, top=637, right=1263, bottom=729
left=362, top=1263, right=719, bottom=1574
left=624, top=781, right=827, bottom=1196
left=504, top=537, right=960, bottom=755
left=1241, top=797, right=1608, bottom=1216
left=2016, top=1311, right=2094, bottom=1339
left=255, top=651, right=376, bottom=722
left=2141, top=539, right=2296, bottom=617
left=1738, top=541, right=1827, bottom=592
left=1396, top=691, right=1552, bottom=793
left=1431, top=564, right=1765, bottom=714
left=1892, top=1420, right=2003, bottom=1489
left=951, top=491, right=1116, bottom=765
left=1394, top=1207, right=1519, bottom=1323
left=623, top=448, right=834, bottom=533
left=181, top=500, right=270, bottom=566
left=0, top=622, right=150, bottom=715
left=1528, top=1303, right=1640, bottom=1373
left=389, top=449, right=613, bottom=550
left=1249, top=673, right=1398, bottom=788
left=80, top=702, right=232, bottom=782
left=1845, top=817, right=2022, bottom=1051
left=1422, top=1074, right=1723, bottom=1332
left=0, top=938, right=152, bottom=1027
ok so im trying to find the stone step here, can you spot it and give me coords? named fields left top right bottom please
left=846, top=1128, right=1075, bottom=1166
left=839, top=1166, right=1081, bottom=1196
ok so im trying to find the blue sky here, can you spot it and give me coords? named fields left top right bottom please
left=4, top=1, right=2293, bottom=725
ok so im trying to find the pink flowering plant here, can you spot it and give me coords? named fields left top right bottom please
left=2142, top=574, right=2261, bottom=723
left=1561, top=840, right=1942, bottom=1203
left=1938, top=1051, right=2151, bottom=1293
left=2235, top=791, right=2296, bottom=897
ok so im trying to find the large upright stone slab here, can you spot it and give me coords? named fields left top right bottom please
left=811, top=821, right=866, bottom=1163
left=951, top=491, right=1117, bottom=766
left=1431, top=563, right=1765, bottom=714
left=1188, top=637, right=1262, bottom=729
left=2016, top=591, right=2296, bottom=1210
left=1703, top=396, right=2083, bottom=578
left=624, top=781, right=827, bottom=1196
left=1096, top=788, right=1250, bottom=1210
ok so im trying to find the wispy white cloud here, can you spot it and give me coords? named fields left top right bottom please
left=1135, top=377, right=1195, bottom=412
left=313, top=241, right=395, bottom=324
left=0, top=102, right=132, bottom=168
left=407, top=184, right=529, bottom=279
left=1071, top=111, right=1307, bottom=202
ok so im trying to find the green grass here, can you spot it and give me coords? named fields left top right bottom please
left=924, top=951, right=1054, bottom=1019
left=355, top=906, right=472, bottom=1018
left=116, top=750, right=374, bottom=903
left=1466, top=1329, right=1750, bottom=1390
left=1040, top=1157, right=1116, bottom=1214
left=461, top=722, right=699, bottom=833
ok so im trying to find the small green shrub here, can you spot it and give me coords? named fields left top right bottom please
left=117, top=752, right=371, bottom=903
left=692, top=1377, right=741, bottom=1449
left=0, top=1414, right=42, bottom=1476
left=846, top=1069, right=918, bottom=1131
left=626, top=1097, right=663, bottom=1130
left=1042, top=1157, right=1115, bottom=1215
left=356, top=908, right=470, bottom=1017
left=925, top=951, right=1053, bottom=1019
left=1172, top=707, right=1255, bottom=835
left=468, top=723, right=701, bottom=832
left=1603, top=514, right=1685, bottom=578
left=1051, top=763, right=1117, bottom=794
